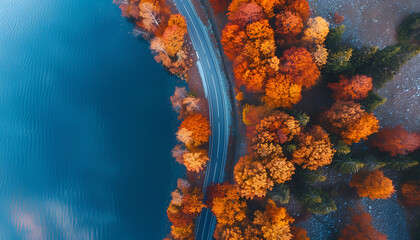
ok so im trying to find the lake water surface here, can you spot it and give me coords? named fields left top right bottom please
left=0, top=0, right=182, bottom=239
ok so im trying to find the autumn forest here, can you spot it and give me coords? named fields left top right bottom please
left=115, top=0, right=420, bottom=239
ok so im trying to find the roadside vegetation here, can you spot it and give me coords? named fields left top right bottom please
left=115, top=0, right=213, bottom=239
left=116, top=0, right=420, bottom=239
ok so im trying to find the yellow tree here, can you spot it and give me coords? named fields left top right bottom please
left=302, top=17, right=330, bottom=45
left=312, top=44, right=329, bottom=67
left=265, top=156, right=296, bottom=184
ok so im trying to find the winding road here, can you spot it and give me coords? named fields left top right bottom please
left=172, top=0, right=231, bottom=239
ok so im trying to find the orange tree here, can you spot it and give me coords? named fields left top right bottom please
left=177, top=113, right=211, bottom=147
left=263, top=74, right=302, bottom=109
left=233, top=156, right=274, bottom=199
left=221, top=24, right=247, bottom=60
left=280, top=47, right=320, bottom=89
left=251, top=111, right=301, bottom=158
left=242, top=104, right=272, bottom=126
left=292, top=125, right=336, bottom=170
left=320, top=101, right=379, bottom=144
left=371, top=125, right=420, bottom=156
left=349, top=170, right=395, bottom=199
left=265, top=156, right=296, bottom=184
left=206, top=183, right=247, bottom=226
left=228, top=2, right=264, bottom=28
left=275, top=11, right=304, bottom=38
left=167, top=179, right=205, bottom=240
left=247, top=199, right=294, bottom=239
left=234, top=155, right=274, bottom=199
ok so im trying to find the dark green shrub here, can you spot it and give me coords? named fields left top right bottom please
left=397, top=12, right=420, bottom=45
left=268, top=184, right=290, bottom=204
left=303, top=170, right=327, bottom=183
left=291, top=110, right=310, bottom=127
left=285, top=144, right=297, bottom=154
left=298, top=186, right=337, bottom=215
left=334, top=141, right=351, bottom=155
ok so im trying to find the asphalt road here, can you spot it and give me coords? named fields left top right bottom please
left=172, top=0, right=231, bottom=239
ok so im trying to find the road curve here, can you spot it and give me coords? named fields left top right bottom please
left=172, top=0, right=231, bottom=239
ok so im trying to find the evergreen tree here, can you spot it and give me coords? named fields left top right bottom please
left=325, top=25, right=345, bottom=50
left=397, top=12, right=420, bottom=45
left=334, top=157, right=365, bottom=174
left=384, top=156, right=419, bottom=171
left=334, top=141, right=351, bottom=155
left=303, top=169, right=327, bottom=183
left=326, top=48, right=353, bottom=73
left=361, top=91, right=387, bottom=112
left=360, top=43, right=420, bottom=88
left=348, top=46, right=378, bottom=75
left=299, top=186, right=337, bottom=215
left=268, top=184, right=291, bottom=204
left=292, top=110, right=310, bottom=127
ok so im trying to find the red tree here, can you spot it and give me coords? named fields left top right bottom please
left=281, top=47, right=320, bottom=89
left=228, top=2, right=265, bottom=28
left=208, top=0, right=229, bottom=14
left=275, top=11, right=304, bottom=38
left=372, top=125, right=420, bottom=156
left=338, top=206, right=387, bottom=240
left=286, top=0, right=311, bottom=22
left=328, top=75, right=373, bottom=101
left=401, top=180, right=420, bottom=206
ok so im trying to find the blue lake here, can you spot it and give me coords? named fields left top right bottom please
left=0, top=0, right=182, bottom=239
